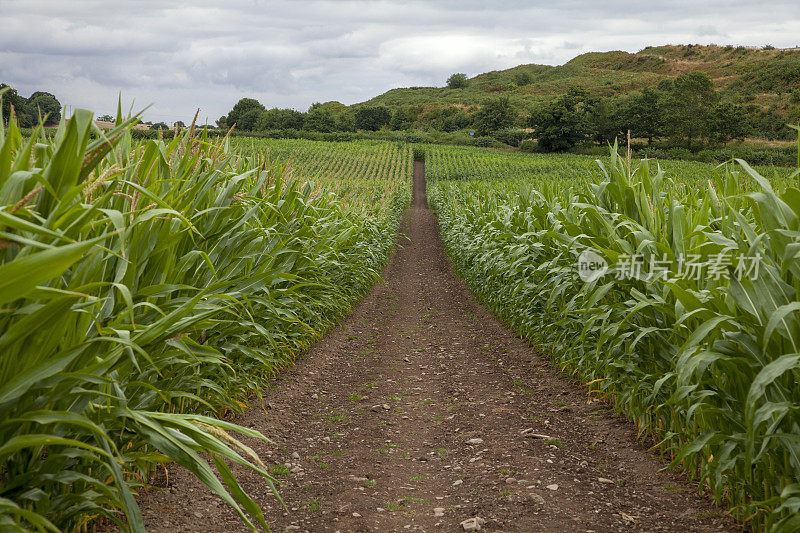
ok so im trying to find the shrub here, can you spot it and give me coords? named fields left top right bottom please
left=446, top=73, right=469, bottom=89
left=492, top=128, right=526, bottom=147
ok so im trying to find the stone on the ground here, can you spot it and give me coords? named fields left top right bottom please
left=546, top=483, right=559, bottom=490
left=433, top=507, right=445, bottom=517
left=528, top=493, right=545, bottom=505
left=521, top=428, right=552, bottom=439
left=460, top=517, right=485, bottom=531
left=466, top=438, right=483, bottom=445
left=598, top=477, right=614, bottom=484
left=291, top=451, right=300, bottom=460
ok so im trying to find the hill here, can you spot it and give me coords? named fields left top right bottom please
left=358, top=44, right=800, bottom=114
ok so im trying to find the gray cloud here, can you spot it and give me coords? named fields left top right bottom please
left=0, top=0, right=798, bottom=123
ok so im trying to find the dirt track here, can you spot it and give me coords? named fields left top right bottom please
left=139, top=162, right=736, bottom=532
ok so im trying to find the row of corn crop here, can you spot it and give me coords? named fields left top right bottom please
left=427, top=143, right=800, bottom=531
left=230, top=138, right=411, bottom=219
left=0, top=102, right=410, bottom=532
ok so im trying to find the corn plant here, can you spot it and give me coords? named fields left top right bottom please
left=429, top=143, right=800, bottom=531
left=0, top=102, right=409, bottom=531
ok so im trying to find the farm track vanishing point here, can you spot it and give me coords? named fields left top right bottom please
left=138, top=162, right=737, bottom=532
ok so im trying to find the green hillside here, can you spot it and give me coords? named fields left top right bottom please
left=359, top=44, right=800, bottom=113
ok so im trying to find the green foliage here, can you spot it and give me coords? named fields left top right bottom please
left=492, top=128, right=527, bottom=147
left=389, top=108, right=413, bottom=131
left=446, top=73, right=469, bottom=89
left=226, top=98, right=265, bottom=131
left=473, top=96, right=516, bottom=136
left=27, top=93, right=61, bottom=126
left=360, top=46, right=800, bottom=142
left=428, top=143, right=800, bottom=531
left=529, top=89, right=590, bottom=152
left=661, top=72, right=718, bottom=148
left=514, top=71, right=532, bottom=86
left=621, top=87, right=663, bottom=144
left=413, top=146, right=426, bottom=162
left=354, top=106, right=391, bottom=131
left=255, top=108, right=305, bottom=131
left=0, top=85, right=61, bottom=128
left=425, top=106, right=471, bottom=132
left=303, top=107, right=337, bottom=133
left=0, top=108, right=411, bottom=530
left=710, top=102, right=752, bottom=145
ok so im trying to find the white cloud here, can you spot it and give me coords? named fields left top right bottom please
left=0, top=0, right=798, bottom=123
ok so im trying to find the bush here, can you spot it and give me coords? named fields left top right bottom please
left=447, top=73, right=469, bottom=89
left=519, top=139, right=538, bottom=153
left=413, top=147, right=426, bottom=162
left=492, top=128, right=526, bottom=147
left=470, top=136, right=505, bottom=148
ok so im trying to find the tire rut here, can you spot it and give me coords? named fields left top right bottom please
left=139, top=162, right=738, bottom=532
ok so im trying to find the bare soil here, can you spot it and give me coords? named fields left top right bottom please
left=138, top=162, right=738, bottom=532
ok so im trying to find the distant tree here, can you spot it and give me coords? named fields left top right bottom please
left=309, top=101, right=348, bottom=114
left=1, top=83, right=20, bottom=124
left=0, top=84, right=36, bottom=127
left=661, top=72, right=718, bottom=148
left=622, top=88, right=663, bottom=144
left=389, top=108, right=413, bottom=130
left=710, top=103, right=751, bottom=145
left=354, top=106, right=391, bottom=131
left=303, top=107, right=336, bottom=132
left=150, top=122, right=169, bottom=130
left=529, top=89, right=590, bottom=152
left=173, top=121, right=186, bottom=129
left=226, top=98, right=265, bottom=130
left=473, top=96, right=516, bottom=136
left=216, top=115, right=227, bottom=129
left=27, top=93, right=61, bottom=125
left=28, top=90, right=52, bottom=100
left=747, top=105, right=792, bottom=140
left=238, top=108, right=263, bottom=131
left=446, top=73, right=469, bottom=89
left=255, top=108, right=305, bottom=130
left=97, top=114, right=114, bottom=122
left=337, top=112, right=356, bottom=132
left=586, top=97, right=625, bottom=145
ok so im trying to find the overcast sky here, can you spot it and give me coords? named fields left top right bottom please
left=1, top=0, right=799, bottom=124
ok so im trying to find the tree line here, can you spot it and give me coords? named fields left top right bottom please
left=0, top=84, right=62, bottom=126
left=528, top=71, right=797, bottom=151
left=219, top=71, right=798, bottom=153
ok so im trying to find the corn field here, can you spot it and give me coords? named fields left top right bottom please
left=0, top=104, right=410, bottom=531
left=427, top=143, right=800, bottom=531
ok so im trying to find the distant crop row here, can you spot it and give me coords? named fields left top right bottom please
left=0, top=107, right=410, bottom=531
left=427, top=144, right=800, bottom=531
